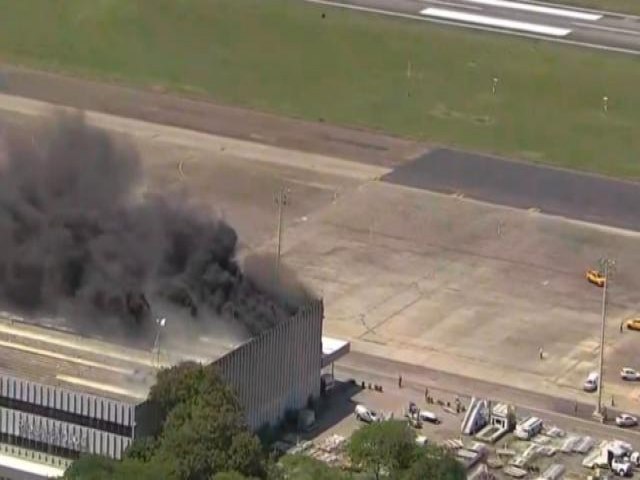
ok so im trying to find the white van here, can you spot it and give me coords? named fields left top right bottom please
left=355, top=404, right=380, bottom=423
left=514, top=416, right=543, bottom=440
left=419, top=410, right=441, bottom=425
left=583, top=372, right=599, bottom=392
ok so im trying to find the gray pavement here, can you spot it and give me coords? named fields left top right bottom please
left=384, top=148, right=640, bottom=231
left=337, top=351, right=637, bottom=436
left=306, top=0, right=640, bottom=54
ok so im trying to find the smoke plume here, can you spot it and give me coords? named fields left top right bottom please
left=0, top=114, right=308, bottom=340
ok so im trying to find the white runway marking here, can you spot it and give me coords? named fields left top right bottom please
left=572, top=21, right=640, bottom=36
left=463, top=0, right=601, bottom=20
left=420, top=7, right=572, bottom=36
left=425, top=0, right=483, bottom=11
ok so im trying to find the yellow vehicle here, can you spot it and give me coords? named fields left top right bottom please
left=586, top=269, right=606, bottom=287
left=626, top=318, right=640, bottom=331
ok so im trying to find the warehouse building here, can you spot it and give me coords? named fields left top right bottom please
left=0, top=299, right=346, bottom=479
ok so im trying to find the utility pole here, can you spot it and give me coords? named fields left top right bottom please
left=274, top=188, right=289, bottom=283
left=153, top=317, right=166, bottom=368
left=594, top=258, right=615, bottom=421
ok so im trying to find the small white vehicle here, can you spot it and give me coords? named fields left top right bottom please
left=355, top=404, right=380, bottom=423
left=514, top=416, right=544, bottom=440
left=611, top=457, right=633, bottom=477
left=418, top=410, right=441, bottom=425
left=620, top=368, right=640, bottom=381
left=630, top=451, right=640, bottom=466
left=583, top=372, right=599, bottom=392
left=615, top=414, right=638, bottom=428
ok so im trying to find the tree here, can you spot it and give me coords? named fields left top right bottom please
left=277, top=454, right=352, bottom=480
left=63, top=455, right=117, bottom=480
left=63, top=455, right=175, bottom=480
left=347, top=420, right=416, bottom=480
left=66, top=362, right=264, bottom=480
left=211, top=472, right=249, bottom=480
left=401, top=445, right=466, bottom=480
left=148, top=363, right=264, bottom=480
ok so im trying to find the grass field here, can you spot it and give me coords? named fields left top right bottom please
left=546, top=0, right=640, bottom=15
left=0, top=0, right=638, bottom=178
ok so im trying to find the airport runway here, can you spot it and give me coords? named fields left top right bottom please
left=305, top=0, right=640, bottom=54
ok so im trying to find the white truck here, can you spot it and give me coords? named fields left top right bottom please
left=514, top=417, right=543, bottom=440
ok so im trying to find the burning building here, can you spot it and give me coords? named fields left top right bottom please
left=0, top=116, right=347, bottom=479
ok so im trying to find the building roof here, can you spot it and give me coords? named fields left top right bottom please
left=0, top=450, right=66, bottom=478
left=321, top=336, right=350, bottom=368
left=0, top=311, right=242, bottom=403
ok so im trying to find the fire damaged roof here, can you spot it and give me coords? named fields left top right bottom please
left=0, top=311, right=240, bottom=404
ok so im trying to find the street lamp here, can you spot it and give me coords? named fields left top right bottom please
left=594, top=258, right=615, bottom=421
left=274, top=187, right=290, bottom=284
left=153, top=317, right=166, bottom=367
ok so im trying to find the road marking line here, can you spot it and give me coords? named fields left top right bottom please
left=303, top=0, right=640, bottom=55
left=424, top=0, right=483, bottom=11
left=572, top=21, right=640, bottom=35
left=463, top=0, right=601, bottom=20
left=420, top=7, right=573, bottom=36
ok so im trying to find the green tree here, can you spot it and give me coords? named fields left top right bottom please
left=347, top=420, right=416, bottom=480
left=63, top=455, right=117, bottom=480
left=401, top=445, right=465, bottom=480
left=150, top=364, right=264, bottom=479
left=64, top=455, right=174, bottom=480
left=211, top=472, right=249, bottom=480
left=66, top=362, right=265, bottom=480
left=277, top=454, right=351, bottom=480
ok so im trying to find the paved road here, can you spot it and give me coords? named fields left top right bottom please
left=383, top=147, right=640, bottom=232
left=305, top=0, right=640, bottom=54
left=337, top=350, right=640, bottom=444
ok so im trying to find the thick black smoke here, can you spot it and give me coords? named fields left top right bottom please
left=0, top=114, right=307, bottom=340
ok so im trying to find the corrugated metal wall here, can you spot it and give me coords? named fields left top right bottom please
left=0, top=408, right=132, bottom=459
left=0, top=375, right=135, bottom=428
left=214, top=300, right=323, bottom=429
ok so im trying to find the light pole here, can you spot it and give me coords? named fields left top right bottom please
left=594, top=258, right=615, bottom=421
left=153, top=317, right=166, bottom=367
left=274, top=187, right=290, bottom=283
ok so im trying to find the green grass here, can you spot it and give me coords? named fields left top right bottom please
left=545, top=0, right=640, bottom=15
left=0, top=0, right=639, bottom=178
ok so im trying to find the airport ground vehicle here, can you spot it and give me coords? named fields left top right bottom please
left=620, top=368, right=640, bottom=380
left=611, top=457, right=632, bottom=477
left=626, top=318, right=640, bottom=331
left=355, top=404, right=380, bottom=423
left=615, top=414, right=638, bottom=428
left=514, top=416, right=543, bottom=440
left=586, top=270, right=606, bottom=287
left=584, top=372, right=599, bottom=392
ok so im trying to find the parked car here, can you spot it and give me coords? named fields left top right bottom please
left=586, top=269, right=606, bottom=287
left=418, top=410, right=441, bottom=425
left=355, top=404, right=380, bottom=423
left=583, top=372, right=599, bottom=392
left=611, top=457, right=633, bottom=477
left=616, top=414, right=638, bottom=428
left=626, top=318, right=640, bottom=331
left=620, top=368, right=640, bottom=381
